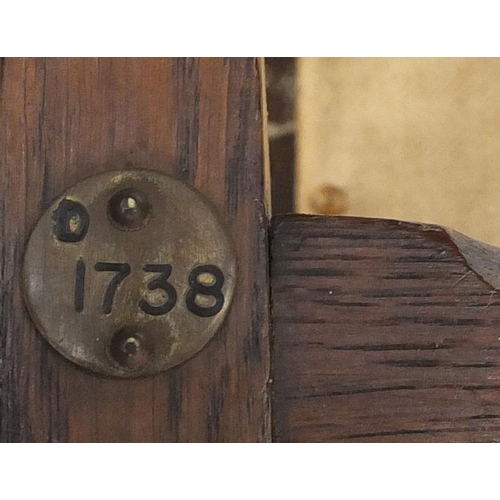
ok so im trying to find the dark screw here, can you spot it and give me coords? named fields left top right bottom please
left=108, top=188, right=152, bottom=231
left=108, top=328, right=153, bottom=370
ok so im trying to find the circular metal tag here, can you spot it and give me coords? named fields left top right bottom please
left=23, top=170, right=236, bottom=378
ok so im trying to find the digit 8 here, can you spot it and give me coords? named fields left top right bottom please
left=186, top=265, right=225, bottom=317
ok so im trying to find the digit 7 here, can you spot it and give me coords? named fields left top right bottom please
left=94, top=262, right=131, bottom=314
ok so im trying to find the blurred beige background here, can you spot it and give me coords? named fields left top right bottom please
left=297, top=58, right=500, bottom=245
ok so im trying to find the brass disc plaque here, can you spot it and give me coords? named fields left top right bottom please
left=23, top=170, right=237, bottom=378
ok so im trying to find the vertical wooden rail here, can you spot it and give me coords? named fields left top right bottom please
left=0, top=58, right=271, bottom=442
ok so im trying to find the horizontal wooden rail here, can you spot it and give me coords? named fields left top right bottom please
left=271, top=215, right=500, bottom=442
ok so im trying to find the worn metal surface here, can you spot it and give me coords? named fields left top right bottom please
left=23, top=169, right=237, bottom=378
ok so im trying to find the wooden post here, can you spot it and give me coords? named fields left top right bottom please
left=0, top=58, right=271, bottom=442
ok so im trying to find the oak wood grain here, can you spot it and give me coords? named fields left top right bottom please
left=0, top=57, right=270, bottom=442
left=271, top=215, right=500, bottom=442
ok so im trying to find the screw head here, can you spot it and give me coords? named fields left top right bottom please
left=108, top=328, right=153, bottom=370
left=108, top=188, right=152, bottom=231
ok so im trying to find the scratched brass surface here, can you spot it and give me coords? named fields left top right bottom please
left=23, top=170, right=237, bottom=378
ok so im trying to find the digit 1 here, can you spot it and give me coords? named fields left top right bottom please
left=75, top=258, right=86, bottom=312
